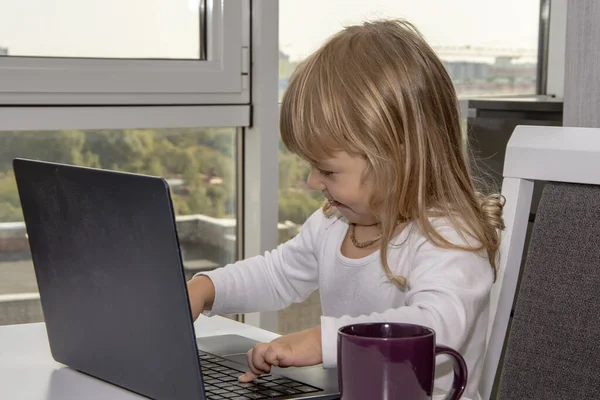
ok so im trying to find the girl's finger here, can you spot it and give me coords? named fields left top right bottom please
left=245, top=348, right=265, bottom=376
left=250, top=343, right=272, bottom=374
left=238, top=371, right=258, bottom=383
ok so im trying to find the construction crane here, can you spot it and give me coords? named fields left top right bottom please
left=432, top=45, right=536, bottom=60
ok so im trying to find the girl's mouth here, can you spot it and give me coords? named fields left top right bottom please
left=328, top=199, right=346, bottom=208
left=324, top=190, right=345, bottom=208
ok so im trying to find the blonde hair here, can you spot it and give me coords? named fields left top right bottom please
left=280, top=19, right=505, bottom=287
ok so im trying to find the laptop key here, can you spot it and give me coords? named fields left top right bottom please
left=272, top=378, right=292, bottom=385
left=257, top=389, right=283, bottom=397
left=245, top=393, right=267, bottom=399
left=294, top=385, right=319, bottom=393
left=235, top=382, right=255, bottom=389
left=234, top=388, right=254, bottom=395
left=274, top=386, right=300, bottom=395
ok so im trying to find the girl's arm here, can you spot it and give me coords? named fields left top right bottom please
left=188, top=209, right=327, bottom=319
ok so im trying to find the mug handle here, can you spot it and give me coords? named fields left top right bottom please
left=435, top=345, right=468, bottom=400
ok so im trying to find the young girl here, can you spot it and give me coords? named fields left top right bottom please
left=187, top=19, right=504, bottom=400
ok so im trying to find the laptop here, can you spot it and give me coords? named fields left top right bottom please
left=13, top=158, right=340, bottom=400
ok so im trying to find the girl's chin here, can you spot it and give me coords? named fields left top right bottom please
left=335, top=207, right=378, bottom=225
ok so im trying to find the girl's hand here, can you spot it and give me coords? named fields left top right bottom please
left=186, top=276, right=215, bottom=321
left=239, top=326, right=323, bottom=382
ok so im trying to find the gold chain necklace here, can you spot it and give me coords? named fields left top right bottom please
left=349, top=223, right=382, bottom=248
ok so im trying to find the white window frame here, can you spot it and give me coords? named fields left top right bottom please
left=0, top=0, right=250, bottom=105
left=0, top=105, right=250, bottom=131
left=241, top=1, right=280, bottom=332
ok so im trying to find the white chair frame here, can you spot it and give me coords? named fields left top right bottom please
left=480, top=125, right=600, bottom=400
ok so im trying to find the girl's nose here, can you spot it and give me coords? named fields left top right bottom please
left=307, top=170, right=325, bottom=191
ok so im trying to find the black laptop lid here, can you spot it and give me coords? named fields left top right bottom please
left=13, top=158, right=205, bottom=400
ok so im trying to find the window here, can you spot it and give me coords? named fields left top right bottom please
left=276, top=0, right=542, bottom=334
left=0, top=2, right=280, bottom=330
left=0, top=2, right=282, bottom=329
left=0, top=0, right=250, bottom=104
left=0, top=125, right=240, bottom=325
left=279, top=0, right=541, bottom=100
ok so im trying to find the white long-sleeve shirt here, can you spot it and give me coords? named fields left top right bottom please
left=199, top=209, right=493, bottom=400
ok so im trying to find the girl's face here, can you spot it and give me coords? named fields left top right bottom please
left=306, top=151, right=378, bottom=226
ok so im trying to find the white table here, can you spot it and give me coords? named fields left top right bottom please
left=0, top=315, right=278, bottom=400
left=0, top=316, right=465, bottom=400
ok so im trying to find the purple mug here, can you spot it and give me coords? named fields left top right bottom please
left=337, top=322, right=467, bottom=400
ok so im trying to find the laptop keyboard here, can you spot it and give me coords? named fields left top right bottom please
left=199, top=350, right=323, bottom=399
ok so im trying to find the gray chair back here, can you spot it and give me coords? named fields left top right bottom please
left=497, top=181, right=600, bottom=399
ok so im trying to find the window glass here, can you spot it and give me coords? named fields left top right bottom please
left=0, top=127, right=237, bottom=325
left=0, top=0, right=205, bottom=60
left=279, top=0, right=540, bottom=100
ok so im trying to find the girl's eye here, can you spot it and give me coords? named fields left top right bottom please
left=318, top=169, right=334, bottom=177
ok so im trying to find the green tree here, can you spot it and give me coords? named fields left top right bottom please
left=186, top=182, right=212, bottom=215
left=207, top=185, right=229, bottom=217
left=278, top=189, right=322, bottom=225
left=0, top=130, right=86, bottom=171
left=0, top=173, right=22, bottom=222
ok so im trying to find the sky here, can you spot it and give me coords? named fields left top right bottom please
left=0, top=0, right=540, bottom=61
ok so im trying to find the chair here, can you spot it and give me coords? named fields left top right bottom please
left=479, top=125, right=600, bottom=399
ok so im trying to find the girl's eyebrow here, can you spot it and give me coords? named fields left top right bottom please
left=317, top=161, right=336, bottom=169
